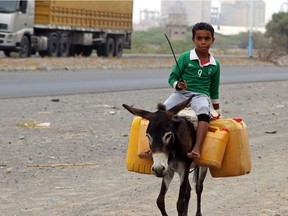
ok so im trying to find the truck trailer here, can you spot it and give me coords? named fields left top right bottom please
left=0, top=0, right=133, bottom=58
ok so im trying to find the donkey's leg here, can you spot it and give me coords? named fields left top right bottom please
left=183, top=179, right=191, bottom=216
left=177, top=164, right=191, bottom=216
left=157, top=168, right=174, bottom=216
left=195, top=166, right=208, bottom=216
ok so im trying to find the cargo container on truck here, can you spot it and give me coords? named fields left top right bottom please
left=0, top=0, right=133, bottom=58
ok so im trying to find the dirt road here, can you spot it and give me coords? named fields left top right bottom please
left=0, top=81, right=288, bottom=216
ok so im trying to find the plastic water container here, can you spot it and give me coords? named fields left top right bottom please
left=126, top=117, right=229, bottom=173
left=126, top=117, right=153, bottom=174
left=196, top=126, right=229, bottom=169
left=137, top=119, right=151, bottom=158
left=209, top=118, right=251, bottom=178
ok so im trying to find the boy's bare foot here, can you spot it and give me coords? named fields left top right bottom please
left=187, top=150, right=200, bottom=160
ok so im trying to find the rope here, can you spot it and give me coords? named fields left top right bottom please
left=189, top=165, right=199, bottom=173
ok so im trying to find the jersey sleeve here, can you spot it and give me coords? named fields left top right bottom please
left=210, top=60, right=220, bottom=103
left=168, top=52, right=187, bottom=88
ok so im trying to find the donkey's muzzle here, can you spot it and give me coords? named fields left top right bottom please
left=152, top=152, right=169, bottom=177
left=152, top=165, right=166, bottom=177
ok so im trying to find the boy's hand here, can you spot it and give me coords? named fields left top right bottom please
left=176, top=81, right=187, bottom=90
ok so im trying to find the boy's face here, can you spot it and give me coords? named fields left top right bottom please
left=192, top=30, right=215, bottom=54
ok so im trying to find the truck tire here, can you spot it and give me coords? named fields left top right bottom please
left=19, top=35, right=31, bottom=58
left=59, top=34, right=71, bottom=57
left=47, top=33, right=59, bottom=57
left=114, top=37, right=124, bottom=57
left=104, top=38, right=114, bottom=57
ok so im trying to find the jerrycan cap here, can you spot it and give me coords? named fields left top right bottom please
left=233, top=117, right=243, bottom=122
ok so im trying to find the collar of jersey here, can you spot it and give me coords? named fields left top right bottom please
left=189, top=49, right=217, bottom=66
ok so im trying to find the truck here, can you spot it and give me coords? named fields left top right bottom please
left=0, top=0, right=133, bottom=58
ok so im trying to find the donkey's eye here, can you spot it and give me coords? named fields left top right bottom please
left=162, top=132, right=172, bottom=144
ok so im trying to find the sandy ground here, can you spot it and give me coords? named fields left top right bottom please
left=0, top=76, right=288, bottom=216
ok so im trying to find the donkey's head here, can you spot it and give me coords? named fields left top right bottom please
left=123, top=97, right=192, bottom=177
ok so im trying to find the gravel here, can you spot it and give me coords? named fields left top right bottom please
left=0, top=80, right=288, bottom=215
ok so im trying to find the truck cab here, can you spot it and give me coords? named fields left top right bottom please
left=0, top=0, right=34, bottom=57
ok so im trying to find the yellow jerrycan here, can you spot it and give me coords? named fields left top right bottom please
left=126, top=117, right=153, bottom=174
left=196, top=126, right=229, bottom=169
left=209, top=118, right=251, bottom=178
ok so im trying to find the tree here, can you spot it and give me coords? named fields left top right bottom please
left=265, top=12, right=288, bottom=54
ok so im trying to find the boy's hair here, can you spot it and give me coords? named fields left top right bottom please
left=192, top=22, right=214, bottom=39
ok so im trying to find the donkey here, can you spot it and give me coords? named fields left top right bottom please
left=123, top=97, right=208, bottom=216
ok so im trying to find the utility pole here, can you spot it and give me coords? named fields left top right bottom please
left=248, top=0, right=254, bottom=58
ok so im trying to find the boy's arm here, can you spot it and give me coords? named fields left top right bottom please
left=168, top=53, right=186, bottom=88
left=210, top=61, right=221, bottom=110
left=168, top=65, right=181, bottom=88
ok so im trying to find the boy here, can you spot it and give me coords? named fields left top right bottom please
left=164, top=22, right=221, bottom=160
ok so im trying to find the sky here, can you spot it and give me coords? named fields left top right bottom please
left=133, top=0, right=288, bottom=24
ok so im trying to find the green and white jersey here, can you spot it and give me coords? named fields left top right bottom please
left=168, top=49, right=220, bottom=104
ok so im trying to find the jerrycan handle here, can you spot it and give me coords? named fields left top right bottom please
left=233, top=117, right=243, bottom=122
left=209, top=125, right=229, bottom=133
left=208, top=125, right=220, bottom=133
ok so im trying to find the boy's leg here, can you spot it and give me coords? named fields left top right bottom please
left=187, top=94, right=210, bottom=160
left=164, top=91, right=191, bottom=110
left=187, top=120, right=209, bottom=159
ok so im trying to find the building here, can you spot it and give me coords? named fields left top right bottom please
left=134, top=9, right=160, bottom=31
left=166, top=13, right=187, bottom=40
left=161, top=0, right=211, bottom=26
left=219, top=0, right=266, bottom=27
left=211, top=7, right=220, bottom=25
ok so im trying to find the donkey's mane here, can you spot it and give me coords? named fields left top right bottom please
left=157, top=103, right=167, bottom=111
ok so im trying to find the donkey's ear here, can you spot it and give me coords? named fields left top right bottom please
left=167, top=96, right=193, bottom=116
left=122, top=104, right=152, bottom=119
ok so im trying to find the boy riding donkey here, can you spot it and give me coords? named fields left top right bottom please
left=164, top=22, right=221, bottom=161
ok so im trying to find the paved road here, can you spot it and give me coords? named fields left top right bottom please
left=0, top=65, right=287, bottom=98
